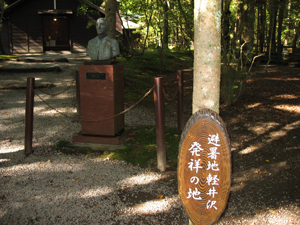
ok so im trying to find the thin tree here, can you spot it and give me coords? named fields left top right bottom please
left=105, top=0, right=117, bottom=38
left=162, top=0, right=169, bottom=49
left=193, top=0, right=221, bottom=114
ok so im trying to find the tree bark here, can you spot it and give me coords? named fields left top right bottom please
left=105, top=0, right=117, bottom=38
left=193, top=0, right=221, bottom=114
left=277, top=0, right=287, bottom=55
left=0, top=0, right=7, bottom=54
left=241, top=0, right=255, bottom=62
left=292, top=22, right=300, bottom=52
left=162, top=0, right=169, bottom=49
left=258, top=0, right=266, bottom=53
left=268, top=0, right=279, bottom=53
left=222, top=0, right=232, bottom=53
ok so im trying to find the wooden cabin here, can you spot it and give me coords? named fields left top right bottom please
left=2, top=0, right=103, bottom=54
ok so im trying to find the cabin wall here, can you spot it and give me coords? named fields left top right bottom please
left=3, top=0, right=98, bottom=53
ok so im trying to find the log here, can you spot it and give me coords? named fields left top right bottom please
left=178, top=108, right=231, bottom=225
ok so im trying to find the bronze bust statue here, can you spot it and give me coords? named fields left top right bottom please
left=86, top=18, right=120, bottom=61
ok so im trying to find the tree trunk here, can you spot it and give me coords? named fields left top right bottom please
left=241, top=0, right=255, bottom=62
left=277, top=0, right=287, bottom=55
left=162, top=0, right=169, bottom=50
left=268, top=0, right=279, bottom=53
left=193, top=0, right=221, bottom=114
left=233, top=0, right=243, bottom=60
left=141, top=13, right=153, bottom=55
left=0, top=0, right=7, bottom=54
left=292, top=22, right=300, bottom=53
left=105, top=0, right=117, bottom=38
left=222, top=0, right=232, bottom=53
left=285, top=0, right=291, bottom=45
left=258, top=0, right=266, bottom=53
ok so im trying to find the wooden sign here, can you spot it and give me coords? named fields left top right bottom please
left=178, top=108, right=231, bottom=225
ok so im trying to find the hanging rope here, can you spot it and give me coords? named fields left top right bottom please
left=35, top=78, right=76, bottom=96
left=33, top=85, right=155, bottom=122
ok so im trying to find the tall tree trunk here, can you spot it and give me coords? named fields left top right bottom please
left=162, top=0, right=169, bottom=50
left=268, top=0, right=279, bottom=53
left=285, top=0, right=291, bottom=45
left=233, top=0, right=243, bottom=60
left=241, top=0, right=255, bottom=62
left=258, top=0, right=266, bottom=53
left=0, top=0, right=7, bottom=54
left=142, top=12, right=153, bottom=55
left=222, top=0, right=232, bottom=53
left=292, top=21, right=300, bottom=53
left=277, top=0, right=287, bottom=55
left=105, top=0, right=116, bottom=38
left=193, top=0, right=221, bottom=114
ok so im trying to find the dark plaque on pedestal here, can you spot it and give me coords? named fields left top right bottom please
left=86, top=72, right=106, bottom=80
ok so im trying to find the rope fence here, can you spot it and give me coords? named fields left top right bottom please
left=33, top=85, right=155, bottom=122
left=36, top=78, right=76, bottom=96
left=25, top=70, right=188, bottom=158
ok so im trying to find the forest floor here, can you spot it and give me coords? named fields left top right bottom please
left=160, top=62, right=300, bottom=224
left=216, top=63, right=300, bottom=223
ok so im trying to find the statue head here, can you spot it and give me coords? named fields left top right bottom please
left=96, top=18, right=108, bottom=36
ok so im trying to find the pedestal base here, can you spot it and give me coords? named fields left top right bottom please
left=79, top=64, right=124, bottom=136
left=72, top=129, right=130, bottom=145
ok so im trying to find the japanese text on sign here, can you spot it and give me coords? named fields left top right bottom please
left=186, top=134, right=221, bottom=210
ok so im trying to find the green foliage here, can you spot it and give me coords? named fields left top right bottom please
left=118, top=49, right=193, bottom=103
left=221, top=63, right=247, bottom=106
left=77, top=0, right=104, bottom=19
left=119, top=0, right=194, bottom=51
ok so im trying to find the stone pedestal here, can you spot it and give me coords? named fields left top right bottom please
left=78, top=64, right=124, bottom=136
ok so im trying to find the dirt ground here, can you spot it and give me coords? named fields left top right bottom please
left=1, top=56, right=300, bottom=224
left=215, top=64, right=300, bottom=223
left=148, top=62, right=300, bottom=224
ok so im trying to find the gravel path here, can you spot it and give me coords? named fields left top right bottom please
left=1, top=53, right=299, bottom=224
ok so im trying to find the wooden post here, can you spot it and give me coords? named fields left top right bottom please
left=75, top=71, right=80, bottom=115
left=25, top=77, right=35, bottom=156
left=154, top=77, right=166, bottom=172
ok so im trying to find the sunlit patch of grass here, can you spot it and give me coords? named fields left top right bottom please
left=0, top=55, right=19, bottom=60
left=105, top=125, right=182, bottom=170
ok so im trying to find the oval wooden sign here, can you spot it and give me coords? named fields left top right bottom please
left=178, top=108, right=231, bottom=225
